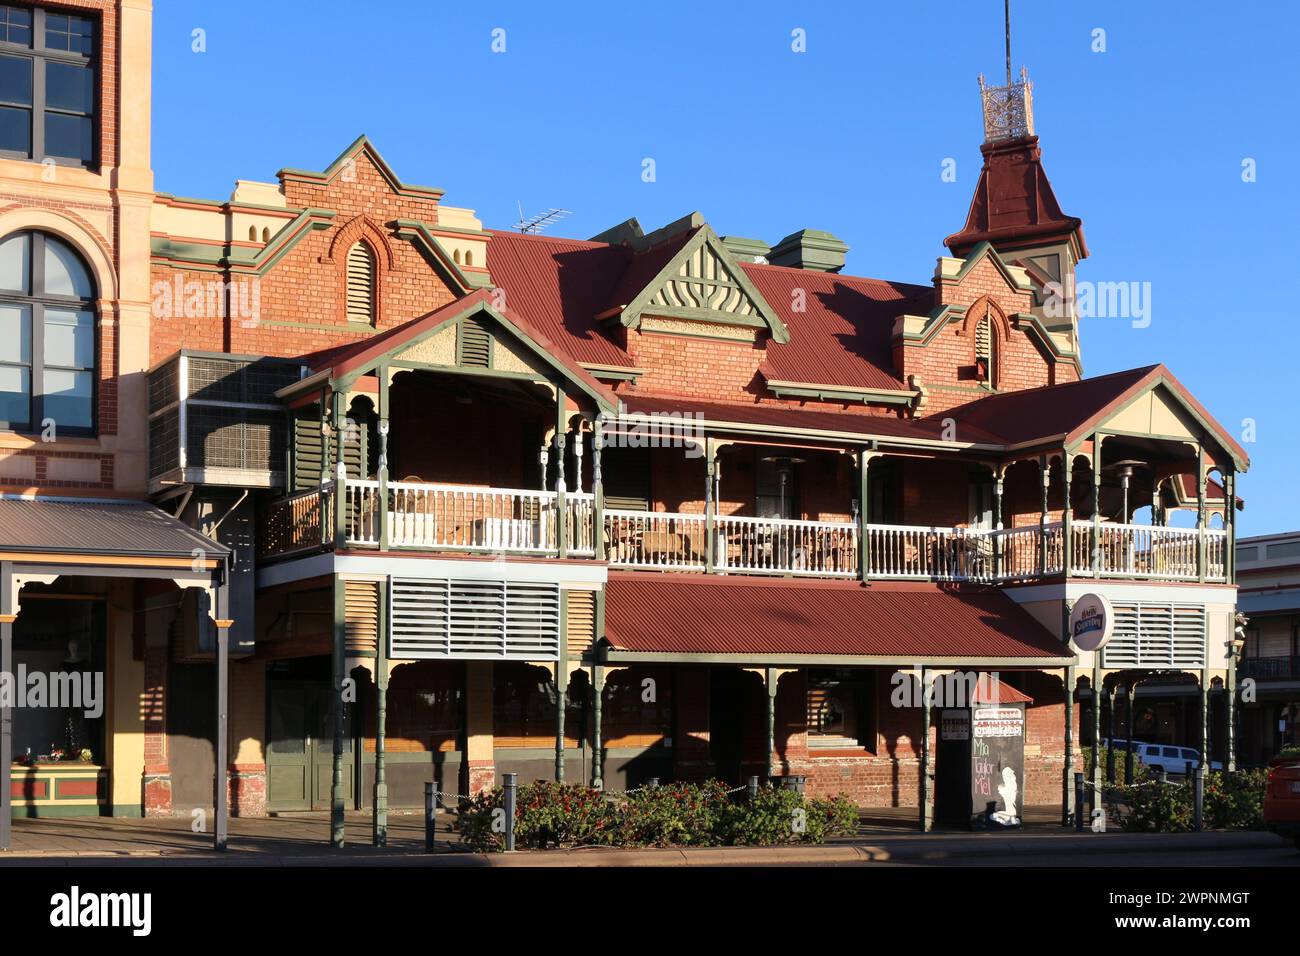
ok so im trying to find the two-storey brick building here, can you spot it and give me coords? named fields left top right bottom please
left=1, top=2, right=1249, bottom=847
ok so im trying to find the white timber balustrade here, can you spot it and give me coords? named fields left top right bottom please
left=714, top=515, right=859, bottom=577
left=1069, top=523, right=1226, bottom=582
left=349, top=480, right=563, bottom=552
left=603, top=510, right=708, bottom=569
left=864, top=524, right=999, bottom=581
left=258, top=488, right=1228, bottom=585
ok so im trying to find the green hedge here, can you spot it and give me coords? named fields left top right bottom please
left=456, top=780, right=859, bottom=852
left=1112, top=769, right=1267, bottom=833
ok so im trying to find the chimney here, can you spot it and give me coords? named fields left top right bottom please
left=767, top=229, right=848, bottom=272
left=720, top=235, right=770, bottom=264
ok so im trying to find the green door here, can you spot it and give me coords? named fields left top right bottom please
left=267, top=685, right=311, bottom=811
left=267, top=682, right=354, bottom=812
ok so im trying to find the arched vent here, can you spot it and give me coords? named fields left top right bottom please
left=975, top=315, right=995, bottom=385
left=345, top=241, right=376, bottom=324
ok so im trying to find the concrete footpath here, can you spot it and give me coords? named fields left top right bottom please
left=0, top=811, right=1288, bottom=866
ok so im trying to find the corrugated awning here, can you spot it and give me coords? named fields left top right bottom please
left=0, top=497, right=228, bottom=559
left=602, top=573, right=1070, bottom=664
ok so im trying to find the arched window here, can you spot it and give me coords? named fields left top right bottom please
left=0, top=230, right=96, bottom=432
left=345, top=240, right=376, bottom=324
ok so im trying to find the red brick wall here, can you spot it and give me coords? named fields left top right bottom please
left=150, top=150, right=458, bottom=364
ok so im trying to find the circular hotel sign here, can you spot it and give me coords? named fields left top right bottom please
left=1069, top=593, right=1114, bottom=653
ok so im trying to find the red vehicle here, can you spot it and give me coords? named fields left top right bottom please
left=1264, top=754, right=1300, bottom=850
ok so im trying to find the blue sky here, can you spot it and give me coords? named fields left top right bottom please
left=152, top=1, right=1297, bottom=535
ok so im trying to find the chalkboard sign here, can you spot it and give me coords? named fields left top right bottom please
left=970, top=703, right=1025, bottom=828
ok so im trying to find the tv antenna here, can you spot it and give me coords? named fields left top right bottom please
left=515, top=202, right=571, bottom=234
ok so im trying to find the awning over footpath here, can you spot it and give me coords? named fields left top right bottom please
left=0, top=496, right=228, bottom=562
left=601, top=573, right=1072, bottom=666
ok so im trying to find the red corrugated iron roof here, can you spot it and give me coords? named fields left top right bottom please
left=971, top=681, right=1034, bottom=705
left=744, top=262, right=929, bottom=392
left=932, top=366, right=1158, bottom=445
left=484, top=231, right=634, bottom=368
left=619, top=393, right=1005, bottom=444
left=603, top=573, right=1067, bottom=661
left=305, top=288, right=617, bottom=408
left=933, top=364, right=1249, bottom=468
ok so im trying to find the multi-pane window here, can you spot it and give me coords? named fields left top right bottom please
left=0, top=5, right=95, bottom=166
left=0, top=230, right=96, bottom=433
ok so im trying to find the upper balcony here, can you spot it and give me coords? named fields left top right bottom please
left=256, top=405, right=1232, bottom=588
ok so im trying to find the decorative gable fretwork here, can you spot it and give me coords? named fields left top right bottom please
left=619, top=227, right=789, bottom=343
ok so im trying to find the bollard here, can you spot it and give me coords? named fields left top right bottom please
left=1074, top=773, right=1085, bottom=832
left=502, top=772, right=517, bottom=852
left=1157, top=767, right=1167, bottom=786
left=1193, top=766, right=1205, bottom=832
left=645, top=777, right=659, bottom=789
left=1184, top=760, right=1193, bottom=782
left=747, top=775, right=759, bottom=803
left=424, top=782, right=436, bottom=853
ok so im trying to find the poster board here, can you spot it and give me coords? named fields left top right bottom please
left=970, top=703, right=1026, bottom=828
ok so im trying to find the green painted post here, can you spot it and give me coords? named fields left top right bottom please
left=1039, top=458, right=1049, bottom=575
left=555, top=388, right=568, bottom=560
left=333, top=390, right=347, bottom=551
left=319, top=390, right=331, bottom=546
left=555, top=597, right=567, bottom=782
left=704, top=441, right=716, bottom=572
left=1062, top=663, right=1075, bottom=827
left=373, top=581, right=388, bottom=847
left=859, top=451, right=871, bottom=583
left=993, top=467, right=1004, bottom=580
left=591, top=664, right=604, bottom=789
left=1091, top=663, right=1102, bottom=813
left=1092, top=441, right=1102, bottom=578
left=765, top=668, right=778, bottom=781
left=1062, top=451, right=1073, bottom=578
left=330, top=574, right=346, bottom=848
left=1226, top=633, right=1238, bottom=772
left=1200, top=670, right=1210, bottom=769
left=592, top=416, right=605, bottom=561
left=377, top=368, right=390, bottom=552
left=1196, top=445, right=1207, bottom=583
left=920, top=667, right=932, bottom=833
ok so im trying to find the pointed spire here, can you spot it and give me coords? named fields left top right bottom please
left=945, top=70, right=1087, bottom=261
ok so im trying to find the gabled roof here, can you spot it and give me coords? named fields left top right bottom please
left=602, top=574, right=1070, bottom=663
left=934, top=364, right=1250, bottom=469
left=277, top=135, right=445, bottom=201
left=294, top=290, right=618, bottom=412
left=485, top=230, right=635, bottom=368
left=481, top=225, right=929, bottom=387
left=607, top=225, right=791, bottom=344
